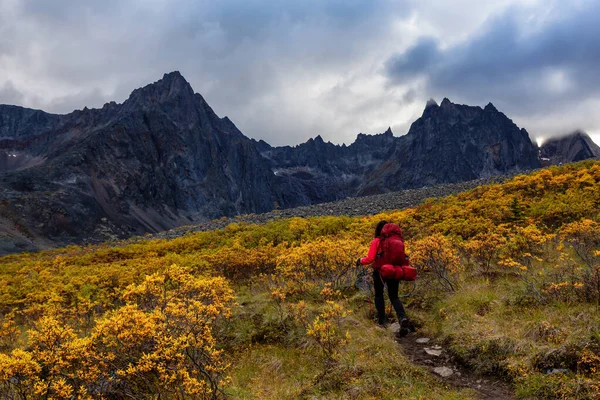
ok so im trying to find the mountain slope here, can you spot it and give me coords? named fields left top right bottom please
left=0, top=72, right=282, bottom=251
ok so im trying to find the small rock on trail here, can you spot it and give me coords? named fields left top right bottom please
left=433, top=366, right=454, bottom=378
left=546, top=368, right=569, bottom=375
left=416, top=337, right=431, bottom=344
left=424, top=347, right=443, bottom=357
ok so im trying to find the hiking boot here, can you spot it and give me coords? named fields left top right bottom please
left=397, top=318, right=413, bottom=338
left=375, top=321, right=389, bottom=331
left=391, top=299, right=407, bottom=322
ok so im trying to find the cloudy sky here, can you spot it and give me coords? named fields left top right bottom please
left=1, top=0, right=599, bottom=147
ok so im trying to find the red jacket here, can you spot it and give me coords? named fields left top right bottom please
left=360, top=238, right=385, bottom=269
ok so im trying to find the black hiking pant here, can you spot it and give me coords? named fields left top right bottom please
left=373, top=269, right=407, bottom=324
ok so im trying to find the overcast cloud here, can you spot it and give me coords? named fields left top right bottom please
left=0, top=0, right=599, bottom=146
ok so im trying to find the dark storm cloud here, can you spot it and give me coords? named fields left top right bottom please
left=385, top=38, right=440, bottom=80
left=385, top=1, right=600, bottom=137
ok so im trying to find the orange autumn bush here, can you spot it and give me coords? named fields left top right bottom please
left=0, top=265, right=233, bottom=399
left=274, top=236, right=366, bottom=296
left=410, top=233, right=461, bottom=292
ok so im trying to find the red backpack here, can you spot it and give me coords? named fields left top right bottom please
left=378, top=223, right=417, bottom=281
left=379, top=223, right=406, bottom=265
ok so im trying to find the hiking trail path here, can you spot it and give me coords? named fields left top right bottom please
left=394, top=328, right=515, bottom=399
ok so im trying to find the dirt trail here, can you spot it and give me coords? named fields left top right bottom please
left=395, top=332, right=515, bottom=399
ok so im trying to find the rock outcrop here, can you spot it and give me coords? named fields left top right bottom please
left=539, top=131, right=600, bottom=165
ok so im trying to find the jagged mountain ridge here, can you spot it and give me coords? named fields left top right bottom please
left=357, top=99, right=541, bottom=194
left=0, top=71, right=587, bottom=253
left=257, top=128, right=398, bottom=203
left=259, top=98, right=541, bottom=198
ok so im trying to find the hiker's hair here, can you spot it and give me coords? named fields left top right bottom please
left=374, top=220, right=388, bottom=238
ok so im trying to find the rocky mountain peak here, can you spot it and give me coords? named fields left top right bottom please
left=572, top=129, right=587, bottom=138
left=155, top=71, right=193, bottom=94
left=540, top=130, right=600, bottom=164
left=425, top=98, right=439, bottom=108
left=381, top=96, right=541, bottom=193
left=123, top=71, right=196, bottom=111
left=484, top=102, right=498, bottom=112
left=440, top=97, right=453, bottom=107
left=424, top=98, right=439, bottom=113
left=102, top=101, right=118, bottom=110
left=422, top=97, right=464, bottom=118
left=161, top=70, right=187, bottom=83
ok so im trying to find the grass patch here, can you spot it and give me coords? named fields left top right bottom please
left=427, top=276, right=600, bottom=398
left=225, top=288, right=478, bottom=400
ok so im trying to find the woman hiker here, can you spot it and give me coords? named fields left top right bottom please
left=357, top=220, right=413, bottom=336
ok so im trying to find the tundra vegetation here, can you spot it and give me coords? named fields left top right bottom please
left=1, top=160, right=600, bottom=399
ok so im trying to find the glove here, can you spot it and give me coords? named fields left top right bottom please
left=356, top=258, right=362, bottom=267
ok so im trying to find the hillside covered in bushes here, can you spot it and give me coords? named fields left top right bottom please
left=1, top=161, right=600, bottom=399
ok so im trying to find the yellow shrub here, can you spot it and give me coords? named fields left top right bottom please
left=0, top=265, right=234, bottom=400
left=410, top=233, right=461, bottom=292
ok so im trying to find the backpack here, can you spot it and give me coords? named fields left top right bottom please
left=378, top=223, right=417, bottom=281
left=379, top=223, right=407, bottom=266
